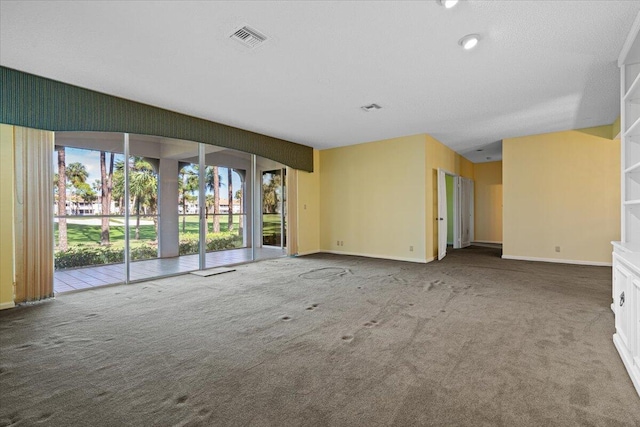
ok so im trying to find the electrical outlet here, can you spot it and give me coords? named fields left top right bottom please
left=340, top=241, right=344, bottom=246
left=409, top=246, right=414, bottom=252
left=304, top=204, right=307, bottom=210
left=337, top=240, right=340, bottom=246
left=555, top=246, right=560, bottom=253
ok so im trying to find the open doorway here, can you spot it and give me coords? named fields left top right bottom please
left=446, top=175, right=455, bottom=247
left=261, top=168, right=286, bottom=248
left=437, top=169, right=474, bottom=260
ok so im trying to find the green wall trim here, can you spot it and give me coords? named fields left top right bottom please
left=0, top=66, right=314, bottom=171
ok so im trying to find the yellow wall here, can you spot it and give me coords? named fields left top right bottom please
left=319, top=135, right=427, bottom=262
left=503, top=126, right=620, bottom=264
left=0, top=124, right=15, bottom=309
left=425, top=135, right=474, bottom=260
left=296, top=149, right=321, bottom=255
left=474, top=161, right=503, bottom=243
left=612, top=116, right=621, bottom=139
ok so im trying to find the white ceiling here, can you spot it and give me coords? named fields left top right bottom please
left=1, top=1, right=638, bottom=163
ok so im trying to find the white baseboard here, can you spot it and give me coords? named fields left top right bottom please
left=501, top=254, right=611, bottom=267
left=322, top=250, right=430, bottom=264
left=0, top=301, right=16, bottom=310
left=472, top=240, right=502, bottom=244
left=295, top=250, right=321, bottom=257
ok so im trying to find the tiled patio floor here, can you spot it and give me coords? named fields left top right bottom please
left=54, top=247, right=286, bottom=293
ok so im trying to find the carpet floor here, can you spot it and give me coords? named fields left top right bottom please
left=1, top=246, right=639, bottom=426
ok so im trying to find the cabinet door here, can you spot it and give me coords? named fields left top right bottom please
left=634, top=277, right=640, bottom=365
left=614, top=262, right=633, bottom=352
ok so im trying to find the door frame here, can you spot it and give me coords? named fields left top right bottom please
left=457, top=176, right=474, bottom=249
left=438, top=169, right=460, bottom=260
left=438, top=169, right=474, bottom=260
left=260, top=167, right=286, bottom=248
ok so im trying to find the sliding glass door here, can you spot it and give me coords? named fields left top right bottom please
left=52, top=132, right=287, bottom=292
left=126, top=139, right=163, bottom=281
left=53, top=134, right=126, bottom=291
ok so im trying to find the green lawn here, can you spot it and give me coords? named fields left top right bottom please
left=53, top=214, right=286, bottom=268
left=55, top=215, right=243, bottom=249
left=262, top=213, right=282, bottom=236
left=54, top=214, right=286, bottom=250
left=262, top=213, right=283, bottom=246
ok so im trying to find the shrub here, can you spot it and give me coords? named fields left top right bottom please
left=55, top=234, right=244, bottom=269
left=178, top=235, right=199, bottom=255
left=55, top=246, right=124, bottom=270
left=207, top=234, right=243, bottom=251
left=130, top=246, right=158, bottom=261
left=55, top=245, right=161, bottom=270
left=178, top=233, right=243, bottom=255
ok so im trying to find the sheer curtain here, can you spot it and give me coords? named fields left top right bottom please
left=14, top=126, right=54, bottom=302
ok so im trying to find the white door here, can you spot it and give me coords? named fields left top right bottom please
left=437, top=169, right=447, bottom=260
left=459, top=178, right=474, bottom=248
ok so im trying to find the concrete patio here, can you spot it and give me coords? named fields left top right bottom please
left=54, top=247, right=286, bottom=293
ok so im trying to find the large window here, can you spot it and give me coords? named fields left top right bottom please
left=52, top=133, right=287, bottom=292
left=54, top=140, right=126, bottom=289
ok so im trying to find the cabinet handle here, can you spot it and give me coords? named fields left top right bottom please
left=620, top=291, right=625, bottom=307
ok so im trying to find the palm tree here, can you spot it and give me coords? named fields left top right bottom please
left=75, top=182, right=97, bottom=207
left=179, top=166, right=198, bottom=232
left=128, top=157, right=157, bottom=240
left=262, top=172, right=282, bottom=214
left=235, top=189, right=243, bottom=237
left=112, top=162, right=125, bottom=215
left=66, top=161, right=89, bottom=186
left=227, top=168, right=234, bottom=232
left=206, top=166, right=221, bottom=233
left=205, top=194, right=214, bottom=226
left=56, top=146, right=68, bottom=251
left=66, top=162, right=89, bottom=214
left=100, top=151, right=115, bottom=245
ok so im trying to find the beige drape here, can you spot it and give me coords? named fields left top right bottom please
left=286, top=168, right=298, bottom=256
left=14, top=126, right=54, bottom=302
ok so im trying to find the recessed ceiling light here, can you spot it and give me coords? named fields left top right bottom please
left=459, top=34, right=480, bottom=50
left=437, top=0, right=459, bottom=8
left=361, top=104, right=382, bottom=112
left=476, top=149, right=483, bottom=152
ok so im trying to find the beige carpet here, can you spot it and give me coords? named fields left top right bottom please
left=1, top=246, right=639, bottom=426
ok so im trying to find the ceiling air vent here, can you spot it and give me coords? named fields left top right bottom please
left=230, top=25, right=267, bottom=48
left=361, top=103, right=382, bottom=112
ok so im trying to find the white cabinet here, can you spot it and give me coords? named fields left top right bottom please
left=622, top=17, right=640, bottom=241
left=631, top=276, right=640, bottom=382
left=612, top=251, right=640, bottom=396
left=613, top=11, right=640, bottom=398
left=614, top=260, right=634, bottom=354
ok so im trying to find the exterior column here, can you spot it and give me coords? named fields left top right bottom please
left=158, top=158, right=179, bottom=258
